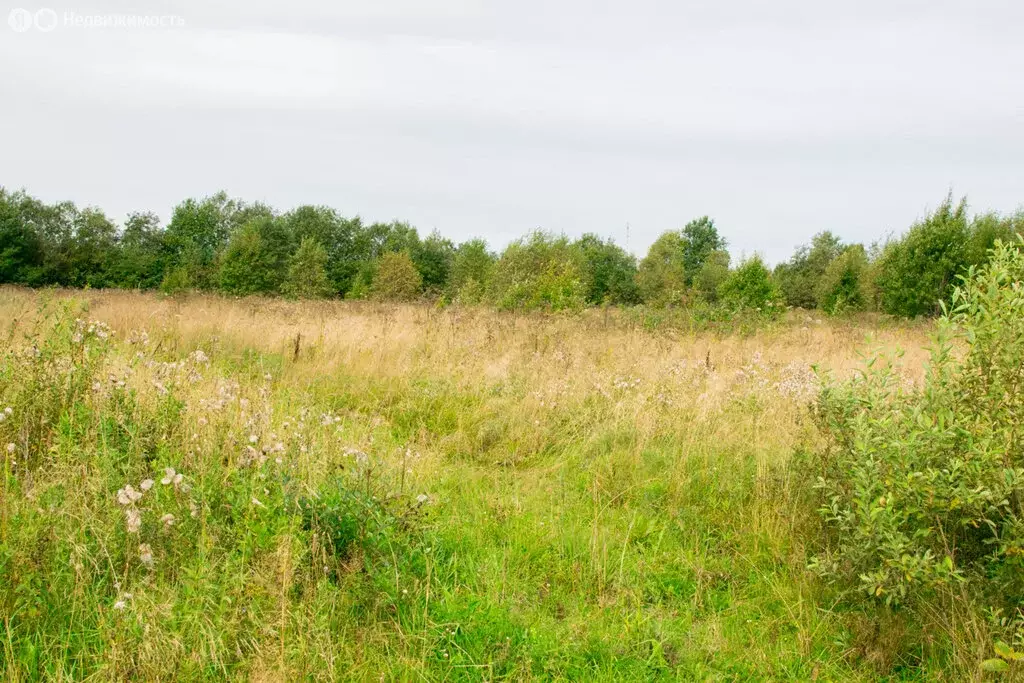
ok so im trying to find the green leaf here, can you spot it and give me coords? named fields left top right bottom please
left=994, top=641, right=1022, bottom=661
left=981, top=658, right=1009, bottom=672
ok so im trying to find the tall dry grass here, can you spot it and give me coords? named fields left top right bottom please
left=0, top=286, right=947, bottom=681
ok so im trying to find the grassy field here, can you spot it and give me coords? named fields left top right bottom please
left=0, top=287, right=963, bottom=681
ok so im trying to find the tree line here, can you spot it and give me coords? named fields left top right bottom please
left=1, top=187, right=1020, bottom=317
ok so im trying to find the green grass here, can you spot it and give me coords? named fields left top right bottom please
left=0, top=296, right=964, bottom=680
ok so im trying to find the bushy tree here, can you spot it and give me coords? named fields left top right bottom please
left=346, top=261, right=376, bottom=300
left=218, top=217, right=291, bottom=296
left=0, top=189, right=44, bottom=284
left=693, top=249, right=730, bottom=302
left=282, top=237, right=333, bottom=299
left=164, top=193, right=264, bottom=290
left=64, top=208, right=118, bottom=287
left=489, top=231, right=586, bottom=311
left=448, top=238, right=495, bottom=303
left=801, top=238, right=1024, bottom=612
left=109, top=212, right=165, bottom=289
left=282, top=205, right=360, bottom=295
left=25, top=199, right=78, bottom=286
left=573, top=234, right=640, bottom=305
left=681, top=216, right=726, bottom=286
left=774, top=231, right=845, bottom=309
left=636, top=230, right=687, bottom=307
left=816, top=244, right=869, bottom=314
left=372, top=251, right=422, bottom=301
left=875, top=195, right=970, bottom=317
left=412, top=231, right=455, bottom=294
left=966, top=211, right=1023, bottom=267
left=718, top=255, right=780, bottom=311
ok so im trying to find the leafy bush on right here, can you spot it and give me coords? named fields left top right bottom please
left=802, top=239, right=1024, bottom=618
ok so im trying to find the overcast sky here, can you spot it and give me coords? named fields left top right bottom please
left=2, top=1, right=1022, bottom=263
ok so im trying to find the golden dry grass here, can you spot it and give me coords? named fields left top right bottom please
left=0, top=286, right=949, bottom=681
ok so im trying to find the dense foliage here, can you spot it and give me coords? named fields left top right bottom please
left=1, top=187, right=1020, bottom=316
left=800, top=239, right=1024, bottom=655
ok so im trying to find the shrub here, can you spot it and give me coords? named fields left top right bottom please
left=693, top=249, right=730, bottom=302
left=447, top=238, right=495, bottom=301
left=489, top=232, right=586, bottom=311
left=774, top=232, right=845, bottom=310
left=573, top=234, right=640, bottom=305
left=411, top=231, right=455, bottom=294
left=681, top=216, right=727, bottom=287
left=372, top=251, right=422, bottom=301
left=718, top=255, right=780, bottom=312
left=282, top=237, right=334, bottom=299
left=801, top=238, right=1024, bottom=614
left=636, top=230, right=687, bottom=307
left=218, top=217, right=291, bottom=296
left=875, top=194, right=970, bottom=317
left=816, top=244, right=870, bottom=314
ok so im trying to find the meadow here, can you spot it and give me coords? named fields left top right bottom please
left=1, top=286, right=990, bottom=681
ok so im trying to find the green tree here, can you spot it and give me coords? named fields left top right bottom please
left=816, top=244, right=869, bottom=314
left=800, top=237, right=1024, bottom=609
left=65, top=208, right=118, bottom=287
left=489, top=231, right=586, bottom=311
left=372, top=251, right=422, bottom=301
left=876, top=194, right=970, bottom=317
left=0, top=189, right=45, bottom=284
left=412, top=231, right=455, bottom=294
left=573, top=234, right=640, bottom=305
left=164, top=193, right=264, bottom=290
left=282, top=238, right=333, bottom=299
left=448, top=238, right=495, bottom=303
left=966, top=211, right=1023, bottom=267
left=342, top=220, right=424, bottom=298
left=282, top=205, right=362, bottom=296
left=681, top=216, right=726, bottom=286
left=218, top=217, right=291, bottom=296
left=774, top=231, right=845, bottom=309
left=636, top=230, right=687, bottom=306
left=26, top=198, right=78, bottom=286
left=110, top=212, right=165, bottom=289
left=693, top=249, right=730, bottom=302
left=719, top=255, right=780, bottom=311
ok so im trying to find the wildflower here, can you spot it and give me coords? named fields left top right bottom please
left=160, top=513, right=175, bottom=528
left=125, top=508, right=142, bottom=533
left=113, top=599, right=127, bottom=611
left=161, top=467, right=176, bottom=485
left=173, top=473, right=183, bottom=487
left=416, top=494, right=429, bottom=505
left=248, top=434, right=258, bottom=444
left=189, top=500, right=199, bottom=518
left=117, top=485, right=143, bottom=506
left=139, top=479, right=154, bottom=491
left=251, top=497, right=265, bottom=508
left=138, top=543, right=153, bottom=565
left=4, top=407, right=11, bottom=415
left=6, top=443, right=14, bottom=454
